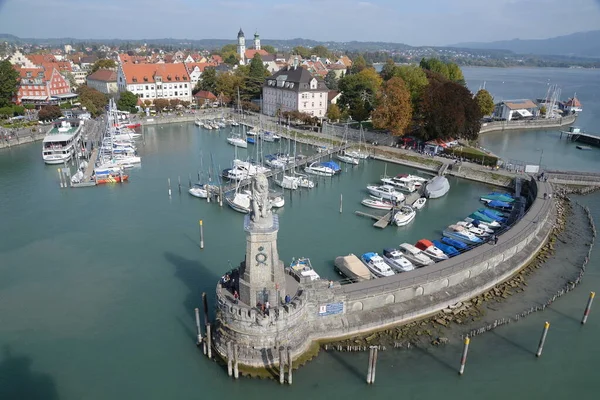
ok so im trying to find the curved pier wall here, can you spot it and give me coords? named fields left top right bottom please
left=214, top=179, right=554, bottom=368
left=479, top=114, right=576, bottom=134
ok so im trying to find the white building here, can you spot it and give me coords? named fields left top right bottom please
left=262, top=62, right=329, bottom=118
left=8, top=50, right=35, bottom=68
left=117, top=63, right=192, bottom=103
left=493, top=99, right=539, bottom=121
left=87, top=69, right=118, bottom=94
left=237, top=28, right=246, bottom=65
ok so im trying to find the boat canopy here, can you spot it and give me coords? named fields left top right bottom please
left=321, top=161, right=341, bottom=171
left=441, top=237, right=469, bottom=250
left=488, top=200, right=512, bottom=209
left=432, top=240, right=459, bottom=256
left=335, top=254, right=372, bottom=281
left=362, top=252, right=378, bottom=262
left=383, top=248, right=399, bottom=257
left=415, top=239, right=434, bottom=251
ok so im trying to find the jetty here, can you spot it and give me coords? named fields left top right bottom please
left=561, top=129, right=600, bottom=148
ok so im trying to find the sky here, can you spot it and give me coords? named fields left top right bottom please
left=0, top=0, right=599, bottom=46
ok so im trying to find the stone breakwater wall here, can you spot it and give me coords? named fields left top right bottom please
left=479, top=114, right=577, bottom=134
left=215, top=179, right=555, bottom=368
left=463, top=202, right=596, bottom=339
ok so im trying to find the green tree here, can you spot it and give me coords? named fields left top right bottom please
left=117, top=90, right=138, bottom=113
left=76, top=85, right=108, bottom=117
left=223, top=52, right=239, bottom=66
left=372, top=77, right=413, bottom=136
left=392, top=65, right=429, bottom=107
left=337, top=68, right=382, bottom=122
left=312, top=45, right=331, bottom=59
left=0, top=59, right=19, bottom=108
left=539, top=105, right=547, bottom=116
left=350, top=55, right=367, bottom=74
left=216, top=72, right=245, bottom=104
left=262, top=45, right=276, bottom=54
left=195, top=67, right=217, bottom=94
left=380, top=58, right=396, bottom=81
left=447, top=62, right=465, bottom=85
left=246, top=53, right=269, bottom=99
left=324, top=70, right=338, bottom=90
left=221, top=44, right=237, bottom=54
left=89, top=59, right=116, bottom=74
left=474, top=89, right=495, bottom=116
left=153, top=98, right=169, bottom=111
left=38, top=105, right=62, bottom=121
left=326, top=103, right=341, bottom=121
left=292, top=46, right=311, bottom=59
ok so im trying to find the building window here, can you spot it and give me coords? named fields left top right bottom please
left=145, top=85, right=149, bottom=90
left=312, top=93, right=314, bottom=98
left=312, top=102, right=314, bottom=107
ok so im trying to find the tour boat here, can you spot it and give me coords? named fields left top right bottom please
left=42, top=121, right=82, bottom=164
left=432, top=240, right=460, bottom=257
left=414, top=239, right=449, bottom=262
left=360, top=252, right=395, bottom=278
left=424, top=176, right=450, bottom=199
left=393, top=205, right=416, bottom=226
left=336, top=153, right=359, bottom=165
left=456, top=220, right=494, bottom=234
left=411, top=197, right=427, bottom=210
left=227, top=136, right=248, bottom=148
left=289, top=257, right=320, bottom=281
left=398, top=243, right=435, bottom=267
left=361, top=196, right=393, bottom=210
left=304, top=162, right=335, bottom=177
left=442, top=225, right=483, bottom=245
left=382, top=248, right=415, bottom=272
left=366, top=184, right=405, bottom=202
left=334, top=254, right=373, bottom=282
left=441, top=237, right=470, bottom=251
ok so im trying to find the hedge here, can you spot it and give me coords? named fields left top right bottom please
left=443, top=148, right=499, bottom=166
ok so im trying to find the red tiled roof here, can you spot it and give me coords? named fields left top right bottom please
left=211, top=55, right=223, bottom=64
left=565, top=97, right=581, bottom=107
left=328, top=90, right=340, bottom=102
left=119, top=53, right=147, bottom=64
left=26, top=54, right=56, bottom=66
left=244, top=49, right=268, bottom=60
left=184, top=62, right=217, bottom=73
left=41, top=61, right=72, bottom=73
left=194, top=90, right=217, bottom=100
left=121, top=63, right=190, bottom=85
left=87, top=69, right=118, bottom=82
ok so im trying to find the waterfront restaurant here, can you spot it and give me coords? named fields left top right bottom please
left=493, top=99, right=539, bottom=121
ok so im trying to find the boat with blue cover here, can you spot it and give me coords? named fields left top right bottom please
left=246, top=137, right=256, bottom=144
left=441, top=237, right=470, bottom=250
left=432, top=240, right=460, bottom=257
left=321, top=161, right=342, bottom=174
left=477, top=208, right=506, bottom=223
left=468, top=211, right=498, bottom=225
left=486, top=200, right=513, bottom=211
left=465, top=215, right=501, bottom=229
left=360, top=252, right=395, bottom=278
left=480, top=193, right=515, bottom=203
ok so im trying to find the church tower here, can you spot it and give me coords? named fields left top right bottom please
left=254, top=32, right=261, bottom=51
left=237, top=28, right=246, bottom=65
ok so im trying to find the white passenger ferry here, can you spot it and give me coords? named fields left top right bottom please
left=42, top=120, right=82, bottom=164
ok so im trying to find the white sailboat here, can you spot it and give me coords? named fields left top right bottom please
left=346, top=124, right=369, bottom=159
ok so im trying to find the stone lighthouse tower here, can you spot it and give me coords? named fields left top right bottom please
left=253, top=32, right=261, bottom=51
left=237, top=28, right=246, bottom=65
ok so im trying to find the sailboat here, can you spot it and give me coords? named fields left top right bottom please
left=346, top=124, right=369, bottom=159
left=227, top=87, right=248, bottom=148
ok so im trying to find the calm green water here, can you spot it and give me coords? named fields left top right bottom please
left=464, top=67, right=600, bottom=172
left=1, top=67, right=600, bottom=399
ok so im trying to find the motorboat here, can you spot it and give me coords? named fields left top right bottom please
left=441, top=237, right=470, bottom=250
left=415, top=239, right=449, bottom=261
left=465, top=216, right=501, bottom=229
left=262, top=132, right=281, bottom=142
left=456, top=220, right=494, bottom=234
left=366, top=185, right=405, bottom=202
left=274, top=175, right=299, bottom=190
left=227, top=136, right=248, bottom=148
left=393, top=205, right=416, bottom=227
left=315, top=146, right=329, bottom=153
left=289, top=257, right=320, bottom=281
left=486, top=200, right=513, bottom=211
left=296, top=174, right=315, bottom=188
left=95, top=174, right=128, bottom=184
left=411, top=197, right=427, bottom=210
left=476, top=208, right=506, bottom=223
left=361, top=196, right=393, bottom=211
left=380, top=176, right=417, bottom=193
left=225, top=192, right=251, bottom=213
left=424, top=176, right=450, bottom=199
left=334, top=254, right=372, bottom=282
left=469, top=219, right=500, bottom=231
left=188, top=183, right=217, bottom=199
left=246, top=129, right=259, bottom=136
left=442, top=225, right=483, bottom=245
left=336, top=153, right=359, bottom=165
left=321, top=161, right=342, bottom=174
left=360, top=252, right=395, bottom=278
left=467, top=212, right=500, bottom=226
left=304, top=162, right=335, bottom=177
left=461, top=224, right=491, bottom=239
left=194, top=119, right=203, bottom=127
left=396, top=174, right=427, bottom=187
left=398, top=243, right=434, bottom=267
left=432, top=240, right=460, bottom=257
left=480, top=193, right=515, bottom=203
left=42, top=121, right=82, bottom=164
left=269, top=193, right=285, bottom=208
left=382, top=248, right=415, bottom=272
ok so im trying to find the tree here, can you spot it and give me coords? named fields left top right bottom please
left=180, top=100, right=191, bottom=108
left=216, top=71, right=245, bottom=104
left=117, top=91, right=138, bottom=113
left=474, top=89, right=495, bottom=116
left=327, top=103, right=341, bottom=121
left=417, top=75, right=482, bottom=141
left=76, top=85, right=108, bottom=117
left=539, top=105, right=547, bottom=116
left=350, top=55, right=367, bottom=74
left=246, top=53, right=269, bottom=99
left=89, top=59, right=116, bottom=74
left=372, top=77, right=413, bottom=136
left=221, top=44, right=237, bottom=54
left=392, top=65, right=428, bottom=108
left=380, top=58, right=396, bottom=81
left=292, top=46, right=311, bottom=59
left=223, top=52, right=239, bottom=66
left=262, top=45, right=276, bottom=54
left=324, top=70, right=338, bottom=90
left=153, top=98, right=169, bottom=112
left=447, top=62, right=465, bottom=85
left=312, top=45, right=331, bottom=59
left=169, top=98, right=181, bottom=108
left=143, top=100, right=152, bottom=107
left=337, top=67, right=382, bottom=122
left=38, top=105, right=62, bottom=121
left=420, top=58, right=464, bottom=84
left=195, top=67, right=217, bottom=94
left=0, top=59, right=19, bottom=108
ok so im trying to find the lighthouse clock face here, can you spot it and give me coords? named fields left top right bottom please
left=255, top=246, right=268, bottom=266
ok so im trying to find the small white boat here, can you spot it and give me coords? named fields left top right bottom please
left=194, top=120, right=203, bottom=127
left=393, top=205, right=416, bottom=226
left=411, top=197, right=427, bottom=210
left=231, top=121, right=239, bottom=126
left=316, top=146, right=329, bottom=153
left=361, top=196, right=393, bottom=210
left=274, top=175, right=299, bottom=190
left=396, top=174, right=427, bottom=186
left=227, top=136, right=248, bottom=148
left=225, top=192, right=251, bottom=213
left=360, top=252, right=395, bottom=278
left=398, top=243, right=435, bottom=267
left=289, top=257, right=320, bottom=281
left=457, top=221, right=494, bottom=234
left=346, top=150, right=369, bottom=159
left=304, top=162, right=335, bottom=177
left=367, top=185, right=405, bottom=202
left=336, top=153, right=359, bottom=165
left=415, top=239, right=449, bottom=262
left=188, top=183, right=215, bottom=199
left=382, top=248, right=415, bottom=272
left=246, top=129, right=259, bottom=136
left=381, top=177, right=417, bottom=193
left=442, top=225, right=483, bottom=245
left=270, top=194, right=285, bottom=208
left=296, top=174, right=315, bottom=188
left=464, top=216, right=501, bottom=229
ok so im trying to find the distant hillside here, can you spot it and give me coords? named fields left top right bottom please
left=451, top=30, right=600, bottom=58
